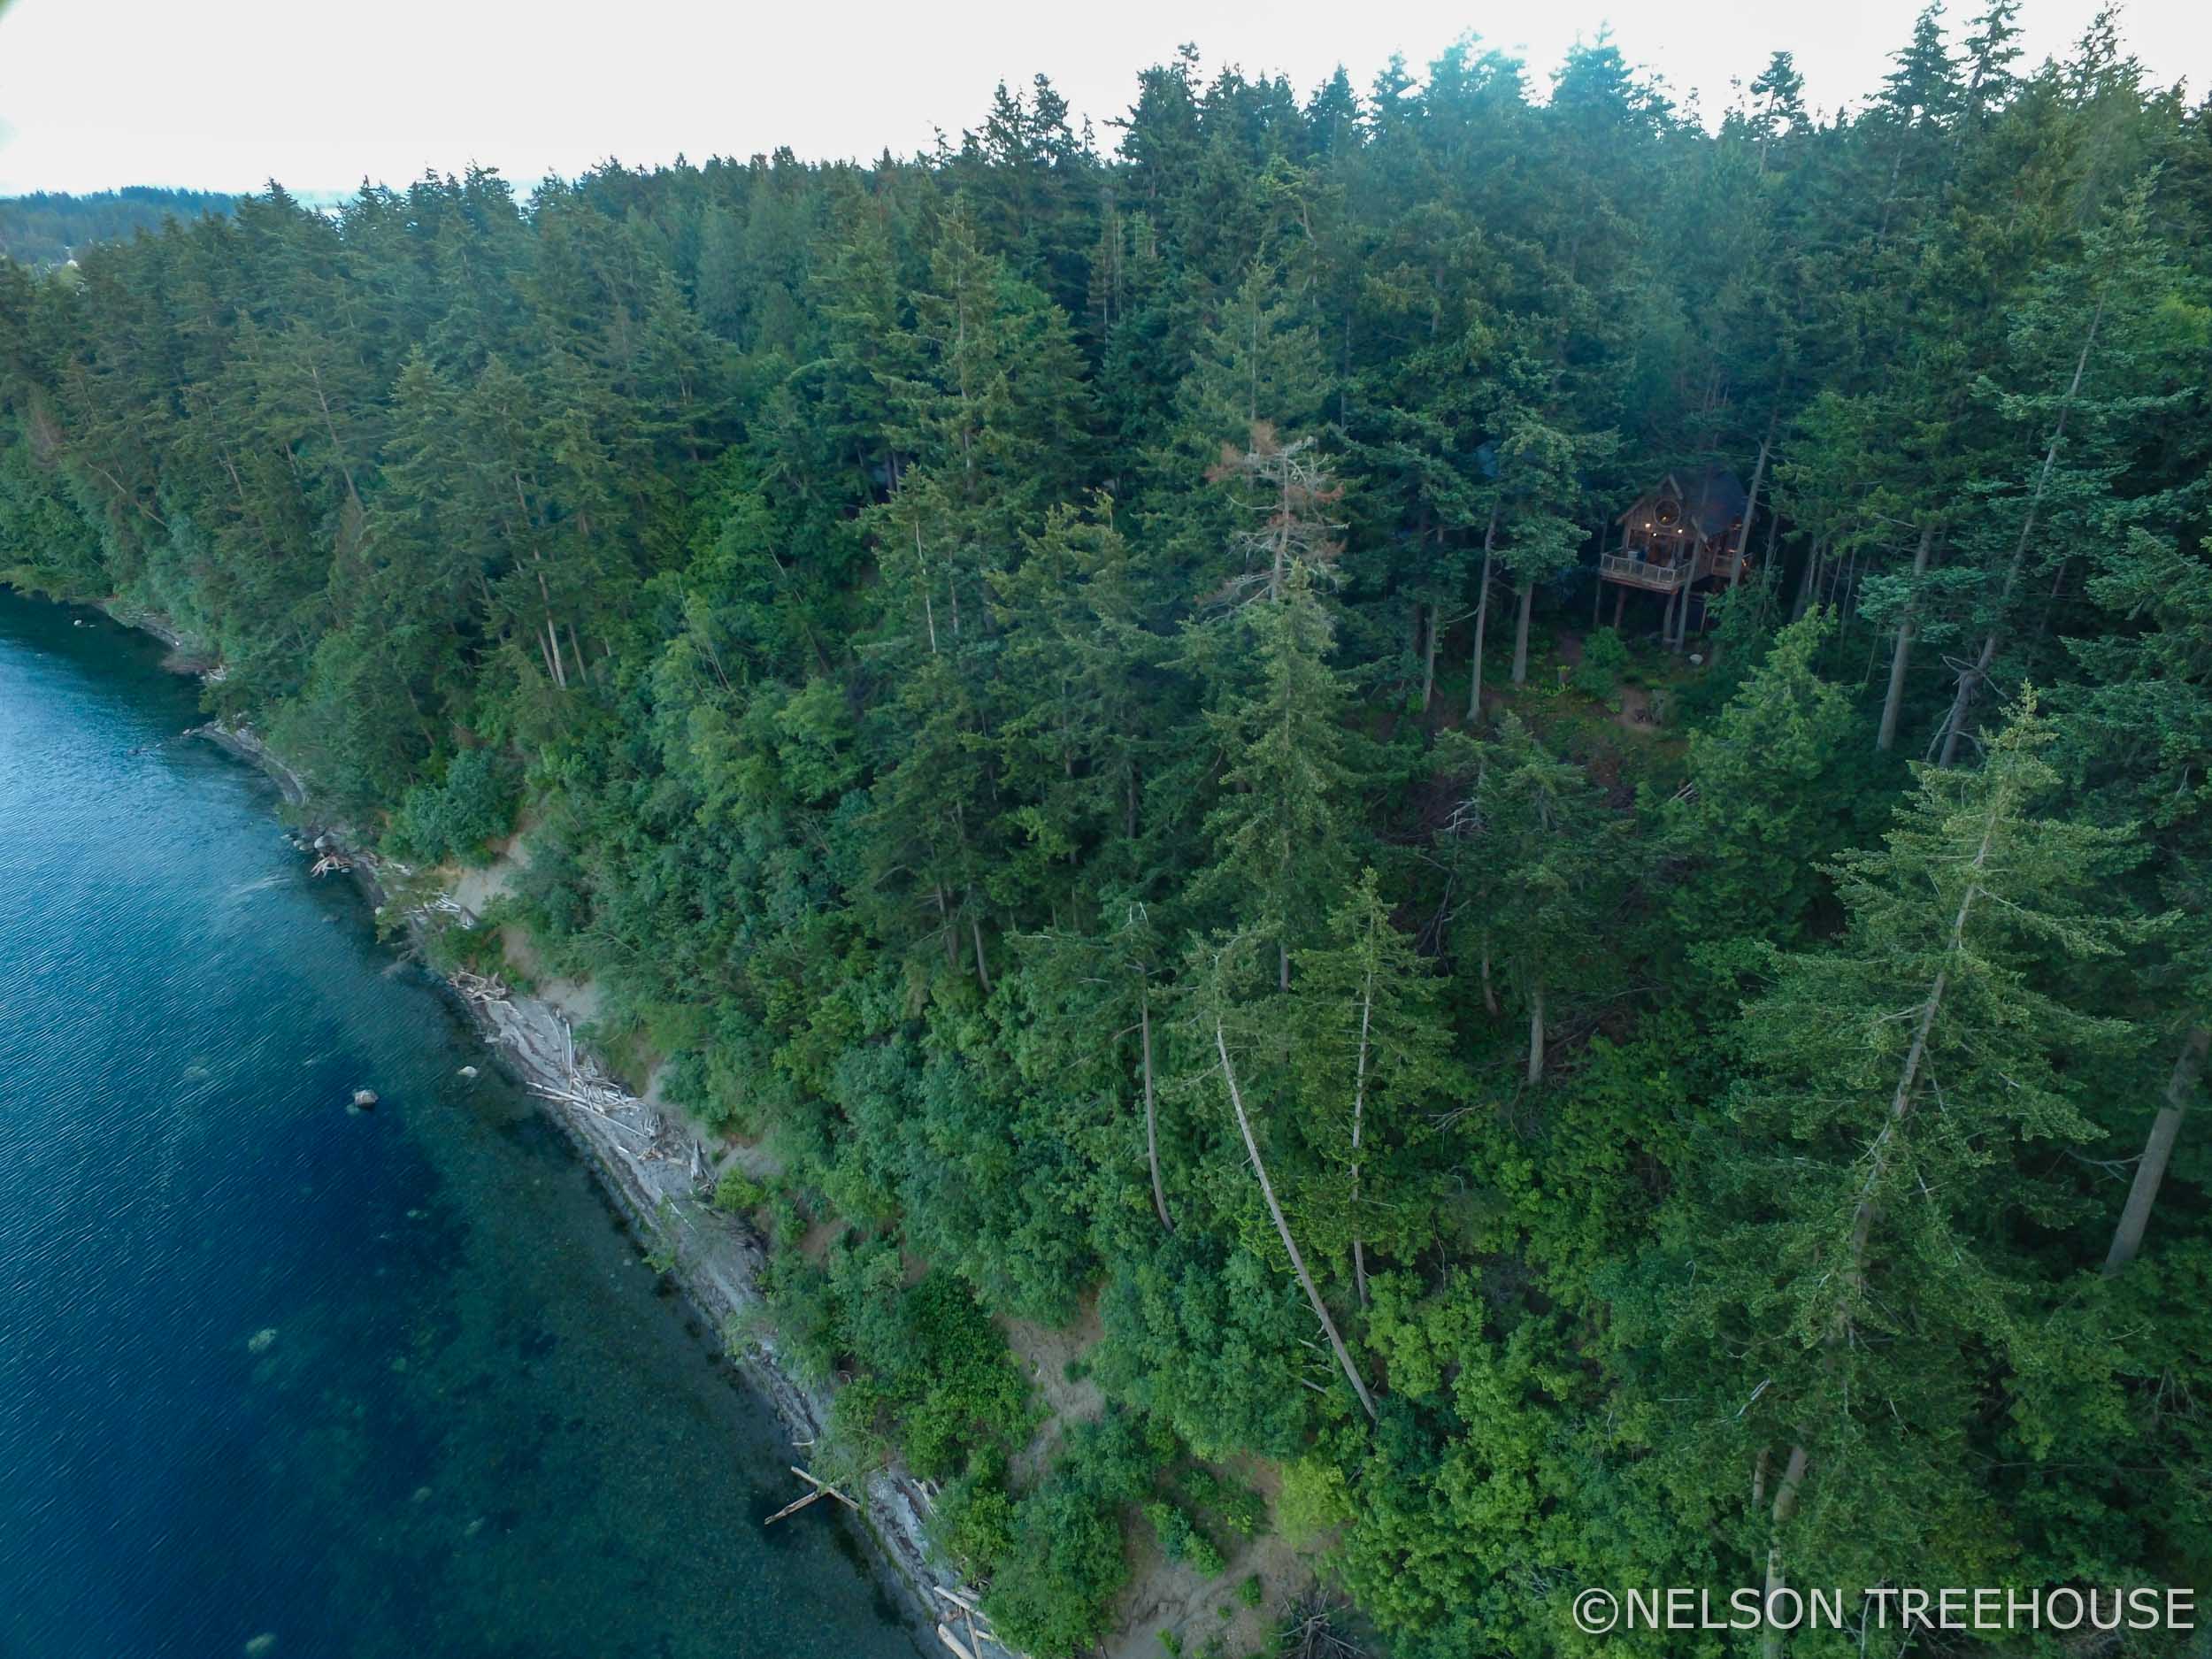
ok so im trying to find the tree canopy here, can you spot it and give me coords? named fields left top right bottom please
left=4, top=17, right=2210, bottom=1655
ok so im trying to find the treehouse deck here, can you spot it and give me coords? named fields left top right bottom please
left=1601, top=467, right=1747, bottom=595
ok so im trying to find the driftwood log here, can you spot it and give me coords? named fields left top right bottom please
left=764, top=1465, right=859, bottom=1525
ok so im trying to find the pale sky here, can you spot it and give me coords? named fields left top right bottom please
left=0, top=0, right=2204, bottom=197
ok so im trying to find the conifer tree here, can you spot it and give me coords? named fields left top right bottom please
left=1288, top=867, right=1456, bottom=1304
left=2063, top=529, right=2212, bottom=1271
left=1659, top=704, right=2139, bottom=1640
left=1194, top=557, right=1355, bottom=992
left=1439, top=714, right=1626, bottom=1083
left=1663, top=609, right=1863, bottom=944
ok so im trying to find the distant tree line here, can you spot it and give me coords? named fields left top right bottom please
left=0, top=186, right=240, bottom=270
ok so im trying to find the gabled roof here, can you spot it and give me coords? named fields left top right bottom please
left=1617, top=466, right=1748, bottom=542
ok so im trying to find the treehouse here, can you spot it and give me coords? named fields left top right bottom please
left=1600, top=468, right=1748, bottom=595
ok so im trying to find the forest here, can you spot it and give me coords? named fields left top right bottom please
left=1, top=6, right=2208, bottom=1654
left=0, top=187, right=241, bottom=271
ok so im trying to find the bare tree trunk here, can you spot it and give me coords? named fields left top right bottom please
left=1793, top=535, right=1821, bottom=621
left=1469, top=506, right=1498, bottom=721
left=1732, top=420, right=1775, bottom=588
left=308, top=361, right=363, bottom=509
left=1877, top=526, right=1935, bottom=752
left=1479, top=933, right=1499, bottom=1017
left=2104, top=1025, right=2208, bottom=1274
left=1755, top=511, right=1784, bottom=630
left=1141, top=995, right=1172, bottom=1233
left=1510, top=579, right=1535, bottom=686
left=1420, top=601, right=1440, bottom=714
left=1215, top=1022, right=1378, bottom=1420
left=913, top=518, right=939, bottom=655
left=1709, top=422, right=1775, bottom=666
left=1349, top=962, right=1376, bottom=1308
left=1525, top=979, right=1545, bottom=1086
left=1759, top=1445, right=1809, bottom=1659
left=970, top=912, right=992, bottom=996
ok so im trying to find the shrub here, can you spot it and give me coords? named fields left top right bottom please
left=1146, top=1502, right=1226, bottom=1577
left=712, top=1166, right=768, bottom=1216
left=1572, top=626, right=1630, bottom=699
left=386, top=745, right=519, bottom=865
left=985, top=1412, right=1171, bottom=1656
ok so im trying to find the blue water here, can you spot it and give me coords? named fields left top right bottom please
left=0, top=592, right=925, bottom=1659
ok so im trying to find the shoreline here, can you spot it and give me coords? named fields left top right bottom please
left=113, top=610, right=955, bottom=1648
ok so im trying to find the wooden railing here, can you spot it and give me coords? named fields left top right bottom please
left=1599, top=552, right=1690, bottom=592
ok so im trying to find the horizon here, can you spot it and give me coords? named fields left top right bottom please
left=0, top=0, right=2204, bottom=197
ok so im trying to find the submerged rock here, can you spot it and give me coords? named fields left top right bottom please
left=244, top=1637, right=275, bottom=1658
left=247, top=1328, right=277, bottom=1354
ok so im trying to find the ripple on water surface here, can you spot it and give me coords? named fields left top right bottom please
left=0, top=593, right=924, bottom=1659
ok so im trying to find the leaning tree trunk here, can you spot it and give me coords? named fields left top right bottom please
left=1711, top=422, right=1775, bottom=665
left=1730, top=420, right=1775, bottom=592
left=1877, top=525, right=1935, bottom=753
left=1468, top=506, right=1499, bottom=721
left=1935, top=302, right=2102, bottom=767
left=2104, top=1025, right=2208, bottom=1274
left=1215, top=1021, right=1378, bottom=1420
left=1759, top=1445, right=1810, bottom=1659
left=1763, top=795, right=1996, bottom=1655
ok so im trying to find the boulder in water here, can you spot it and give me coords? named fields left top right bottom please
left=457, top=1065, right=478, bottom=1080
left=352, top=1088, right=379, bottom=1109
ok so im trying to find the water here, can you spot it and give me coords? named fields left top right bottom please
left=0, top=593, right=926, bottom=1659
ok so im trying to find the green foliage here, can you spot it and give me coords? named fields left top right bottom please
left=1145, top=1501, right=1226, bottom=1575
left=986, top=1412, right=1169, bottom=1657
left=1570, top=626, right=1628, bottom=698
left=4, top=28, right=2209, bottom=1658
left=710, top=1166, right=768, bottom=1216
left=386, top=746, right=520, bottom=865
left=1272, top=1455, right=1351, bottom=1548
left=781, top=1250, right=1033, bottom=1484
left=1662, top=607, right=1875, bottom=947
left=1632, top=704, right=2159, bottom=1625
left=0, top=187, right=238, bottom=270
